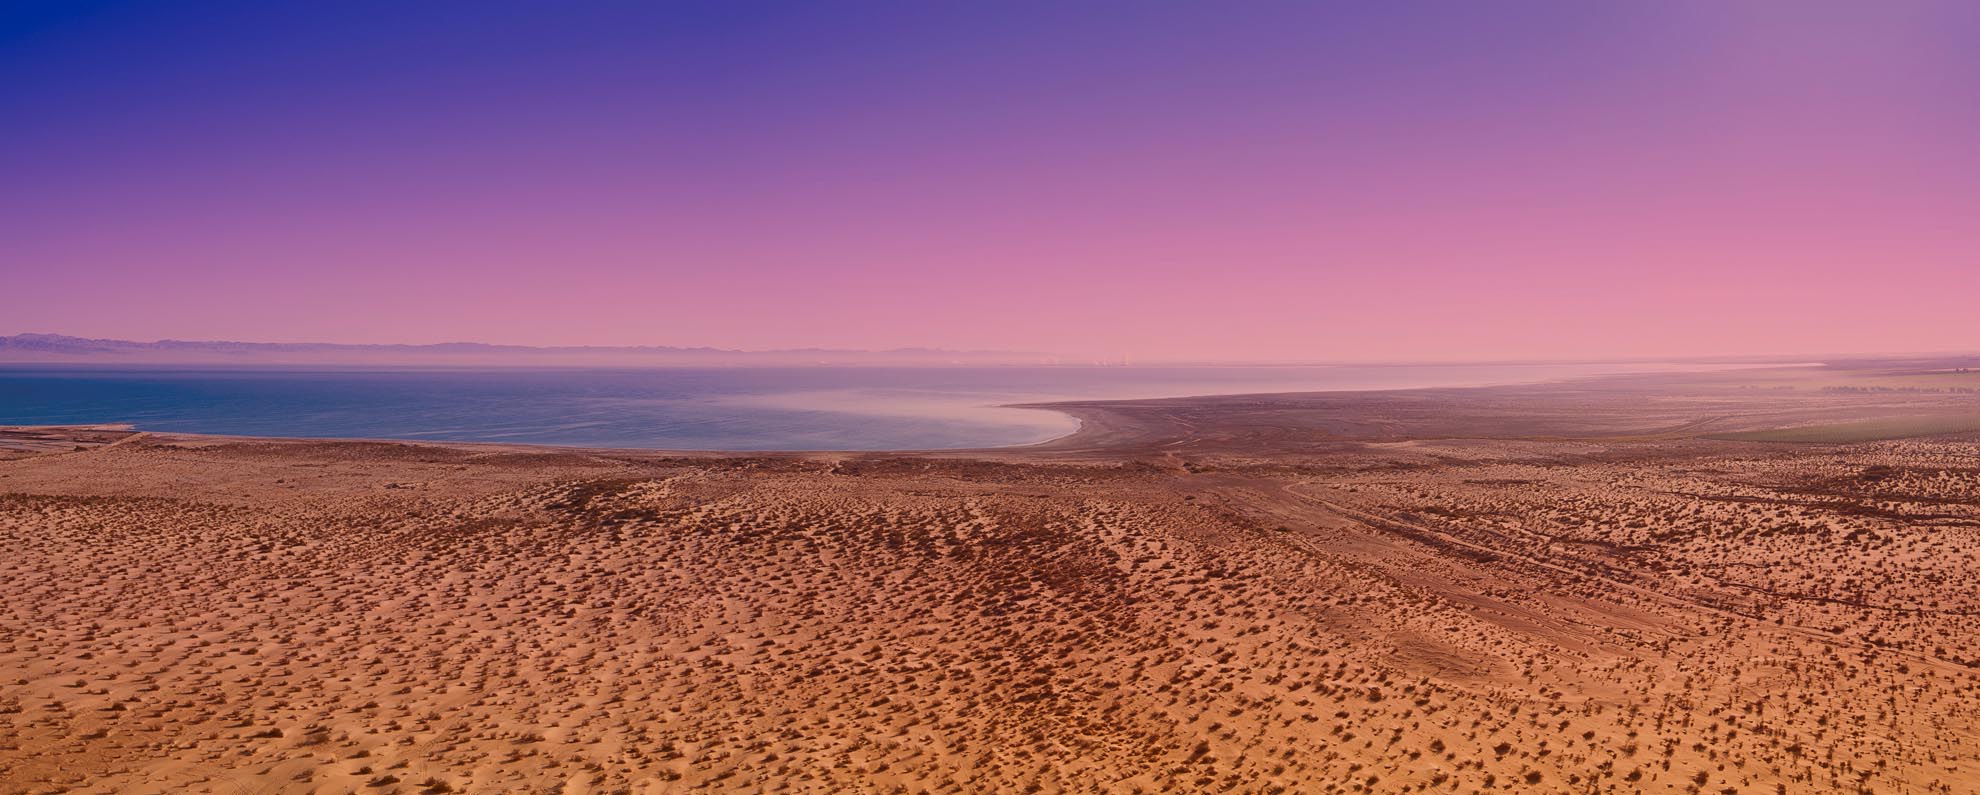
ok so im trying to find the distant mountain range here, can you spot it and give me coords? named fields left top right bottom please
left=0, top=334, right=1045, bottom=367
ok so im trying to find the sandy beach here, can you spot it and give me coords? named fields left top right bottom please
left=3, top=365, right=1979, bottom=793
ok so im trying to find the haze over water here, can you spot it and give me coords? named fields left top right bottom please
left=2, top=362, right=1737, bottom=450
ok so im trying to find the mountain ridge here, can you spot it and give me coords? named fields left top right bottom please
left=0, top=333, right=1046, bottom=366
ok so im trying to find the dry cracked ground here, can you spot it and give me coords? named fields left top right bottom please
left=2, top=382, right=1979, bottom=794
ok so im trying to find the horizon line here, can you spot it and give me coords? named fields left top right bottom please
left=5, top=332, right=1978, bottom=369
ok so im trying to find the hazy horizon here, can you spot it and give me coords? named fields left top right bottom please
left=1, top=330, right=1950, bottom=368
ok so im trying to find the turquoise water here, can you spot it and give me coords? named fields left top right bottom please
left=0, top=363, right=1713, bottom=450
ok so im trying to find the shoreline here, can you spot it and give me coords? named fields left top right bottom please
left=11, top=362, right=1980, bottom=460
left=0, top=364, right=1824, bottom=456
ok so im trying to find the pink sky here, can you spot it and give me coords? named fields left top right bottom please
left=4, top=2, right=1977, bottom=362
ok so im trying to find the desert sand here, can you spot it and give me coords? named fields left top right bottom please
left=3, top=365, right=1978, bottom=794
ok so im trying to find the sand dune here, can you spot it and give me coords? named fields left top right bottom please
left=3, top=369, right=1978, bottom=793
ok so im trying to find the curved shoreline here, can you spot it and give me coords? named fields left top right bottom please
left=0, top=364, right=1852, bottom=456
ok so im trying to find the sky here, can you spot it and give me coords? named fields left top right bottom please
left=3, top=1, right=1977, bottom=363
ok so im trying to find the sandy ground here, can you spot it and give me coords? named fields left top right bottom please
left=2, top=365, right=1978, bottom=793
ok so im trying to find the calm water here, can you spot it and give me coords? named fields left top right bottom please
left=0, top=363, right=1716, bottom=451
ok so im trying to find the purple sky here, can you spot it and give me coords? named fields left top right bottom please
left=4, top=1, right=1977, bottom=362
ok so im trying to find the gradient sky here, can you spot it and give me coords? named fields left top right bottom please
left=4, top=1, right=1977, bottom=362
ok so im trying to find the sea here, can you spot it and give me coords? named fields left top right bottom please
left=0, top=362, right=1727, bottom=451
